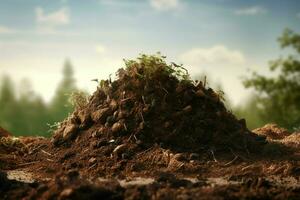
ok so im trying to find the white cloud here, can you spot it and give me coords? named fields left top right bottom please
left=234, top=6, right=267, bottom=16
left=35, top=6, right=70, bottom=30
left=178, top=45, right=246, bottom=74
left=150, top=0, right=179, bottom=11
left=178, top=46, right=248, bottom=105
left=0, top=26, right=16, bottom=34
left=95, top=44, right=106, bottom=54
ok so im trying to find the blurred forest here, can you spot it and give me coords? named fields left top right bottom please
left=0, top=29, right=299, bottom=136
left=0, top=60, right=85, bottom=137
left=237, top=28, right=300, bottom=131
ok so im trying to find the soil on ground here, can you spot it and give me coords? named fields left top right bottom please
left=1, top=55, right=299, bottom=200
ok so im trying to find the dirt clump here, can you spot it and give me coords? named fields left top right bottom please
left=253, top=123, right=291, bottom=140
left=0, top=137, right=27, bottom=170
left=281, top=133, right=300, bottom=149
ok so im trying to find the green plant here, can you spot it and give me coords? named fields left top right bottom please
left=47, top=122, right=62, bottom=134
left=243, top=29, right=300, bottom=130
left=123, top=53, right=191, bottom=82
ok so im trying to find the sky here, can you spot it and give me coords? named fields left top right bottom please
left=0, top=0, right=299, bottom=105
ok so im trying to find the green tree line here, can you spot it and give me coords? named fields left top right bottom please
left=0, top=60, right=83, bottom=137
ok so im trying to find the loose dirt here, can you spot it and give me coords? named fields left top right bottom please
left=1, top=55, right=300, bottom=199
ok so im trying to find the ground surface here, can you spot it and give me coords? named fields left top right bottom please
left=1, top=57, right=300, bottom=199
left=0, top=125, right=300, bottom=200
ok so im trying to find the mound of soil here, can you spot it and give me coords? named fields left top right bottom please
left=53, top=55, right=263, bottom=154
left=40, top=55, right=267, bottom=177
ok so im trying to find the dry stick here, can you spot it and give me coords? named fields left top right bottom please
left=229, top=147, right=248, bottom=162
left=18, top=161, right=39, bottom=166
left=88, top=163, right=97, bottom=170
left=140, top=112, right=145, bottom=123
left=127, top=132, right=138, bottom=142
left=123, top=123, right=128, bottom=131
left=142, top=96, right=146, bottom=105
left=41, top=149, right=52, bottom=156
left=136, top=146, right=155, bottom=156
left=127, top=133, right=134, bottom=142
left=29, top=145, right=43, bottom=155
left=35, top=166, right=44, bottom=171
left=210, top=149, right=218, bottom=162
left=162, top=87, right=169, bottom=94
left=121, top=97, right=131, bottom=102
left=223, top=155, right=239, bottom=167
left=127, top=134, right=132, bottom=141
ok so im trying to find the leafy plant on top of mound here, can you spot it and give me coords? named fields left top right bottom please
left=123, top=53, right=191, bottom=82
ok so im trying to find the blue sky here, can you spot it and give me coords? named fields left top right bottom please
left=0, top=0, right=299, bottom=105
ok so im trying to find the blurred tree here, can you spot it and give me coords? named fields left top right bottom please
left=18, top=79, right=50, bottom=136
left=0, top=75, right=19, bottom=132
left=0, top=60, right=85, bottom=137
left=49, top=59, right=77, bottom=123
left=243, top=29, right=300, bottom=130
left=233, top=96, right=267, bottom=130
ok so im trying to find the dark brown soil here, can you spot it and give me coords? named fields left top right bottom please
left=1, top=55, right=299, bottom=199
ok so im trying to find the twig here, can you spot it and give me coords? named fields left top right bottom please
left=223, top=155, right=238, bottom=167
left=88, top=163, right=97, bottom=170
left=123, top=123, right=128, bottom=131
left=127, top=133, right=133, bottom=142
left=28, top=145, right=43, bottom=155
left=139, top=112, right=145, bottom=123
left=41, top=149, right=52, bottom=156
left=210, top=149, right=218, bottom=162
left=142, top=96, right=146, bottom=105
left=121, top=98, right=131, bottom=102
left=229, top=147, right=248, bottom=161
left=137, top=146, right=154, bottom=156
left=162, top=87, right=168, bottom=94
left=127, top=133, right=137, bottom=142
